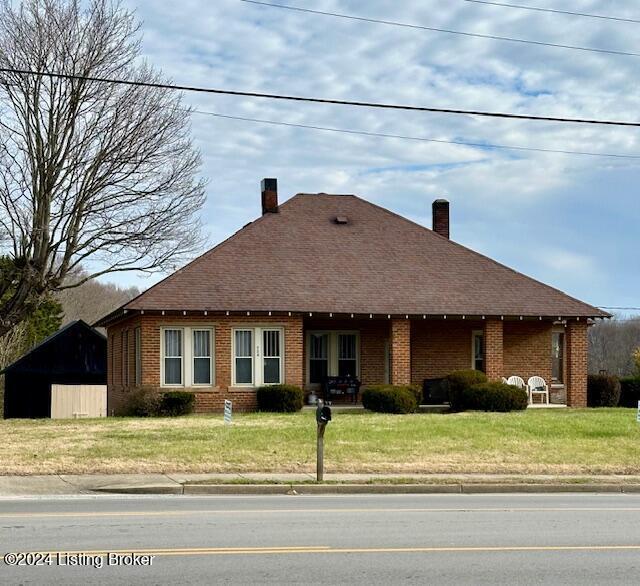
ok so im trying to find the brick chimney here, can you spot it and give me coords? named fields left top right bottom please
left=261, top=178, right=278, bottom=214
left=432, top=199, right=450, bottom=239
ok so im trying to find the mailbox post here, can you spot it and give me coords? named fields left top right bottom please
left=315, top=399, right=332, bottom=481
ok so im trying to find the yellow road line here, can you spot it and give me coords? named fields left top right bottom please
left=3, top=506, right=640, bottom=519
left=23, top=545, right=640, bottom=557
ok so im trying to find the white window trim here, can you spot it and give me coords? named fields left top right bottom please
left=232, top=326, right=285, bottom=388
left=134, top=327, right=142, bottom=387
left=306, top=330, right=360, bottom=385
left=160, top=325, right=215, bottom=388
left=471, top=330, right=484, bottom=371
left=191, top=328, right=215, bottom=388
left=551, top=327, right=566, bottom=386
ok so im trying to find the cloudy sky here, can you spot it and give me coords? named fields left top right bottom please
left=113, top=0, right=640, bottom=316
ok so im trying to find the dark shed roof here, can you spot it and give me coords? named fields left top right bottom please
left=2, top=320, right=106, bottom=375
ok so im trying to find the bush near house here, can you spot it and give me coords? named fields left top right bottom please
left=445, top=369, right=488, bottom=411
left=123, top=389, right=195, bottom=417
left=123, top=388, right=162, bottom=417
left=462, top=382, right=529, bottom=412
left=256, top=384, right=304, bottom=413
left=361, top=385, right=418, bottom=414
left=619, top=377, right=640, bottom=407
left=587, top=374, right=621, bottom=407
left=159, top=391, right=195, bottom=416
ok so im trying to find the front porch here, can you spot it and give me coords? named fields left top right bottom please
left=301, top=316, right=587, bottom=407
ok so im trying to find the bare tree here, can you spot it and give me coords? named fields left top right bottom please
left=0, top=0, right=205, bottom=337
left=55, top=267, right=140, bottom=327
left=589, top=317, right=640, bottom=376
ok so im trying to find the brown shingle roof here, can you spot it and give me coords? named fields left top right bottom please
left=106, top=194, right=608, bottom=321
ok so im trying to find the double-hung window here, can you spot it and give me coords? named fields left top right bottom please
left=193, top=329, right=213, bottom=385
left=338, top=334, right=357, bottom=377
left=233, top=327, right=283, bottom=386
left=309, top=333, right=329, bottom=384
left=307, top=331, right=360, bottom=384
left=234, top=330, right=254, bottom=385
left=163, top=329, right=183, bottom=386
left=161, top=326, right=214, bottom=387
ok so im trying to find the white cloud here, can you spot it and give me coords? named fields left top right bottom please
left=102, top=0, right=640, bottom=308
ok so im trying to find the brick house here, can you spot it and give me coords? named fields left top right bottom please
left=95, top=179, right=608, bottom=413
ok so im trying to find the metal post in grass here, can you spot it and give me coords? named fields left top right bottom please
left=315, top=399, right=332, bottom=482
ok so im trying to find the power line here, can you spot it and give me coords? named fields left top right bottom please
left=239, top=0, right=640, bottom=58
left=461, top=0, right=640, bottom=24
left=192, top=108, right=640, bottom=160
left=598, top=306, right=640, bottom=311
left=3, top=67, right=640, bottom=128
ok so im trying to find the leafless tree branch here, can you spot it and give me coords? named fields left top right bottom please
left=0, top=0, right=206, bottom=336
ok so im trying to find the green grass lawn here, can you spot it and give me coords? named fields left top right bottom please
left=0, top=409, right=639, bottom=475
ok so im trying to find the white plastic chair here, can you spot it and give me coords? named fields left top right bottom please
left=501, top=377, right=509, bottom=384
left=506, top=375, right=526, bottom=390
left=527, top=376, right=550, bottom=405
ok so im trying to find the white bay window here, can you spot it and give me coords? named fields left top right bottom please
left=161, top=326, right=214, bottom=387
left=233, top=327, right=284, bottom=387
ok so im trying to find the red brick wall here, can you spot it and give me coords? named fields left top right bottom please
left=411, top=319, right=556, bottom=387
left=391, top=319, right=411, bottom=385
left=484, top=319, right=504, bottom=381
left=503, top=321, right=553, bottom=383
left=411, top=320, right=483, bottom=383
left=566, top=320, right=588, bottom=407
left=107, top=314, right=303, bottom=414
left=107, top=314, right=586, bottom=411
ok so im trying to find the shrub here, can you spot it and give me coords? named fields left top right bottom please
left=445, top=370, right=488, bottom=411
left=159, top=391, right=195, bottom=416
left=366, top=384, right=422, bottom=405
left=256, top=384, right=304, bottom=412
left=123, top=388, right=161, bottom=417
left=361, top=386, right=418, bottom=414
left=462, top=382, right=528, bottom=412
left=587, top=374, right=621, bottom=407
left=619, top=377, right=640, bottom=408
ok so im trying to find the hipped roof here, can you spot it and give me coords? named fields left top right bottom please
left=96, top=194, right=608, bottom=325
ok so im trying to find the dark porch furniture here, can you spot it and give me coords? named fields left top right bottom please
left=422, top=378, right=449, bottom=405
left=323, top=375, right=362, bottom=404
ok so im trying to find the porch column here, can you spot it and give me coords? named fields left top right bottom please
left=566, top=320, right=588, bottom=407
left=484, top=319, right=503, bottom=381
left=284, top=315, right=305, bottom=388
left=390, top=319, right=411, bottom=385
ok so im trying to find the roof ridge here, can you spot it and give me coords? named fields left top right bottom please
left=353, top=195, right=606, bottom=317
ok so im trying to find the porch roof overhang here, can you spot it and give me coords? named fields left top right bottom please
left=93, top=307, right=610, bottom=329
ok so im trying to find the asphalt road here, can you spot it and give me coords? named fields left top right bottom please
left=1, top=493, right=640, bottom=585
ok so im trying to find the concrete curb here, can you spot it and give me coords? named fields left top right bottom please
left=91, top=483, right=640, bottom=496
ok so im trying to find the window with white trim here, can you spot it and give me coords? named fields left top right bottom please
left=307, top=331, right=360, bottom=384
left=233, top=327, right=284, bottom=387
left=122, top=330, right=129, bottom=386
left=472, top=330, right=484, bottom=372
left=161, top=326, right=214, bottom=387
left=163, top=329, right=183, bottom=386
left=134, top=327, right=142, bottom=386
left=552, top=331, right=565, bottom=384
left=193, top=329, right=212, bottom=385
left=263, top=329, right=282, bottom=384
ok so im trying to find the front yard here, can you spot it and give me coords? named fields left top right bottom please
left=0, top=409, right=639, bottom=476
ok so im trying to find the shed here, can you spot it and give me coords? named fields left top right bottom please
left=2, top=320, right=107, bottom=419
